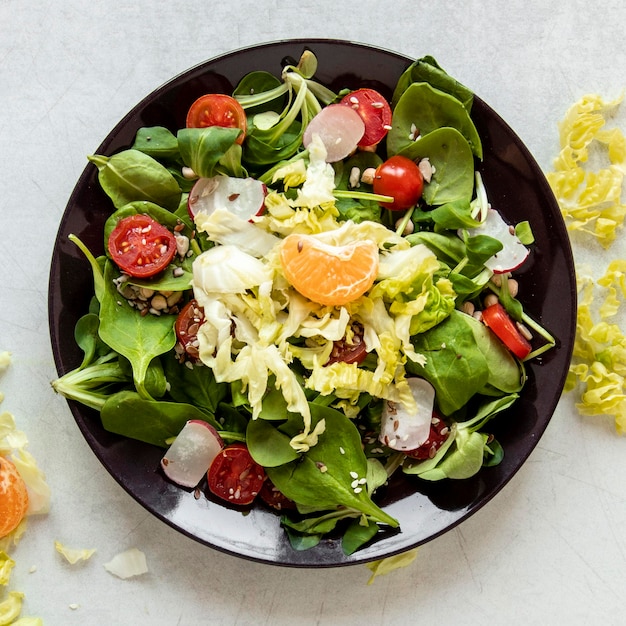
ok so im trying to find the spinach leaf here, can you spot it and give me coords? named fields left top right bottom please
left=74, top=312, right=109, bottom=369
left=100, top=390, right=219, bottom=447
left=233, top=71, right=286, bottom=116
left=417, top=429, right=486, bottom=480
left=247, top=418, right=299, bottom=467
left=88, top=149, right=182, bottom=211
left=68, top=235, right=106, bottom=303
left=399, top=127, right=475, bottom=205
left=388, top=82, right=482, bottom=159
left=465, top=314, right=524, bottom=394
left=133, top=126, right=180, bottom=160
left=392, top=56, right=474, bottom=111
left=177, top=126, right=242, bottom=178
left=408, top=310, right=489, bottom=415
left=161, top=351, right=227, bottom=415
left=342, top=517, right=379, bottom=555
left=266, top=404, right=398, bottom=527
left=425, top=198, right=482, bottom=230
left=98, top=260, right=176, bottom=398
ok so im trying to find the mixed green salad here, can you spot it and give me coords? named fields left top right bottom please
left=52, top=50, right=556, bottom=554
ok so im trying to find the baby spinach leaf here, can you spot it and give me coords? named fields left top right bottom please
left=266, top=404, right=398, bottom=527
left=425, top=199, right=481, bottom=229
left=399, top=127, right=475, bottom=205
left=98, top=260, right=176, bottom=398
left=177, top=126, right=242, bottom=178
left=74, top=313, right=109, bottom=369
left=247, top=419, right=299, bottom=467
left=408, top=310, right=490, bottom=415
left=392, top=55, right=474, bottom=111
left=465, top=313, right=524, bottom=394
left=233, top=70, right=286, bottom=116
left=342, top=517, right=379, bottom=555
left=161, top=351, right=226, bottom=415
left=100, top=390, right=219, bottom=447
left=283, top=527, right=322, bottom=551
left=417, top=429, right=486, bottom=480
left=388, top=82, right=482, bottom=159
left=133, top=126, right=180, bottom=160
left=68, top=235, right=106, bottom=303
left=88, top=149, right=182, bottom=211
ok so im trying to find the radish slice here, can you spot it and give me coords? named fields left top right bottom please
left=188, top=175, right=266, bottom=222
left=303, top=103, right=365, bottom=162
left=161, top=420, right=224, bottom=488
left=465, top=208, right=530, bottom=274
left=379, top=378, right=435, bottom=452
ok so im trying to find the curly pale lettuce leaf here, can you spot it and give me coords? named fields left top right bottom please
left=566, top=263, right=626, bottom=433
left=547, top=93, right=626, bottom=247
left=0, top=591, right=24, bottom=625
left=365, top=548, right=419, bottom=585
left=103, top=547, right=148, bottom=579
left=54, top=541, right=97, bottom=564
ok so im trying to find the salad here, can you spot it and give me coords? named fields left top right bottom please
left=52, top=50, right=556, bottom=555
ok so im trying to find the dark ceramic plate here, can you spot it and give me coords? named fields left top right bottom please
left=48, top=39, right=576, bottom=567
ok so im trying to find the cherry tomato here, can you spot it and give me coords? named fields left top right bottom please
left=175, top=299, right=205, bottom=361
left=107, top=214, right=177, bottom=278
left=186, top=93, right=247, bottom=145
left=258, top=477, right=296, bottom=511
left=326, top=324, right=368, bottom=365
left=339, top=88, right=392, bottom=147
left=372, top=155, right=424, bottom=211
left=207, top=443, right=266, bottom=506
left=405, top=413, right=450, bottom=460
left=482, top=302, right=532, bottom=359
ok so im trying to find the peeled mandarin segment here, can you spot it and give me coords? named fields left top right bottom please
left=0, top=456, right=29, bottom=538
left=279, top=234, right=379, bottom=306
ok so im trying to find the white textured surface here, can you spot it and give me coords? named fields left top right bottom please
left=1, top=1, right=625, bottom=624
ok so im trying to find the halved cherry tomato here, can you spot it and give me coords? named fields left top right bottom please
left=207, top=443, right=265, bottom=506
left=107, top=214, right=177, bottom=278
left=326, top=324, right=368, bottom=365
left=175, top=299, right=205, bottom=361
left=372, top=155, right=424, bottom=211
left=339, top=88, right=392, bottom=147
left=482, top=302, right=532, bottom=359
left=186, top=93, right=247, bottom=145
left=405, top=413, right=450, bottom=460
left=258, top=477, right=296, bottom=511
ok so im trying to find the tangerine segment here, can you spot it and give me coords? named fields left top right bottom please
left=280, top=233, right=379, bottom=306
left=0, top=456, right=29, bottom=538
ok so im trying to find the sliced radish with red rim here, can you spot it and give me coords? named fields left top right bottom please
left=465, top=208, right=530, bottom=274
left=302, top=103, right=365, bottom=162
left=161, top=420, right=224, bottom=488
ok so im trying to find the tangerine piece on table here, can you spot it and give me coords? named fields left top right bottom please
left=279, top=233, right=379, bottom=306
left=0, top=455, right=29, bottom=538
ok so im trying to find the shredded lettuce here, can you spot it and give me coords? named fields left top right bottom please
left=546, top=95, right=626, bottom=434
left=54, top=541, right=97, bottom=564
left=546, top=93, right=626, bottom=247
left=0, top=590, right=24, bottom=625
left=566, top=263, right=626, bottom=433
left=0, top=553, right=14, bottom=587
left=103, top=547, right=148, bottom=579
left=193, top=206, right=454, bottom=452
left=365, top=548, right=419, bottom=584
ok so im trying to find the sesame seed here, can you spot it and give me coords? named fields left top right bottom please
left=349, top=471, right=359, bottom=479
left=339, top=446, right=345, bottom=454
left=351, top=479, right=360, bottom=489
left=353, top=487, right=363, bottom=494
